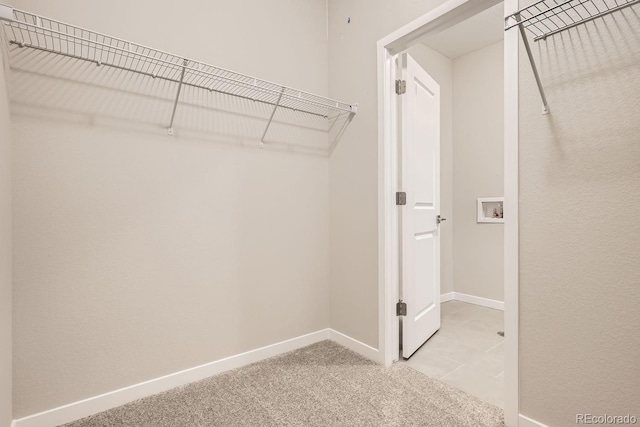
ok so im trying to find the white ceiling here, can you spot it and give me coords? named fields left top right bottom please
left=418, top=3, right=505, bottom=59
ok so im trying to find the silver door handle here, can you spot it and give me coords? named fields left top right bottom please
left=437, top=215, right=446, bottom=224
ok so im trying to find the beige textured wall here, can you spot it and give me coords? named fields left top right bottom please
left=0, top=47, right=12, bottom=427
left=452, top=41, right=504, bottom=302
left=519, top=6, right=640, bottom=426
left=406, top=43, right=454, bottom=297
left=10, top=0, right=330, bottom=418
left=328, top=0, right=450, bottom=349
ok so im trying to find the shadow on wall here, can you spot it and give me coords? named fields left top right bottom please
left=526, top=6, right=640, bottom=182
left=5, top=44, right=353, bottom=157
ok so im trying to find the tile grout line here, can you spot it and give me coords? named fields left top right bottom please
left=485, top=340, right=505, bottom=353
left=421, top=346, right=472, bottom=368
left=438, top=364, right=465, bottom=380
left=433, top=330, right=504, bottom=358
left=436, top=329, right=504, bottom=354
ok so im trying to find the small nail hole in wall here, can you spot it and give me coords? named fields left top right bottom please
left=347, top=17, right=351, bottom=23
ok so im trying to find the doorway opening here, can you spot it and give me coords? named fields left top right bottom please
left=377, top=0, right=519, bottom=423
left=398, top=3, right=505, bottom=408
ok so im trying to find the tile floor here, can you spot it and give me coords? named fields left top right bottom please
left=402, top=300, right=505, bottom=408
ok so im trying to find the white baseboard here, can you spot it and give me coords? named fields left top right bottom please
left=440, top=292, right=454, bottom=303
left=12, top=328, right=381, bottom=427
left=328, top=329, right=380, bottom=362
left=519, top=413, right=548, bottom=427
left=12, top=329, right=331, bottom=427
left=450, top=292, right=504, bottom=311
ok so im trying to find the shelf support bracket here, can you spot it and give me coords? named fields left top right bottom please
left=167, top=59, right=188, bottom=135
left=515, top=14, right=549, bottom=115
left=260, top=87, right=285, bottom=148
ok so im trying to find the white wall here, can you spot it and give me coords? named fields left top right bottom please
left=10, top=0, right=331, bottom=418
left=452, top=41, right=504, bottom=302
left=405, top=44, right=454, bottom=297
left=518, top=6, right=640, bottom=426
left=0, top=45, right=13, bottom=427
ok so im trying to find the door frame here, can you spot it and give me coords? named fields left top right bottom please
left=376, top=0, right=519, bottom=425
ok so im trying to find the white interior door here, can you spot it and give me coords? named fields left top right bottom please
left=399, top=53, right=441, bottom=359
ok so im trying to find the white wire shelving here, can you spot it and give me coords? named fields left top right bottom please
left=0, top=4, right=357, bottom=145
left=505, top=0, right=639, bottom=114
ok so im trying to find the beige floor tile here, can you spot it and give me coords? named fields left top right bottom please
left=419, top=334, right=503, bottom=376
left=440, top=301, right=470, bottom=315
left=488, top=342, right=505, bottom=359
left=466, top=352, right=504, bottom=377
left=461, top=305, right=504, bottom=323
left=461, top=304, right=497, bottom=316
left=401, top=301, right=505, bottom=408
left=474, top=307, right=505, bottom=323
left=441, top=365, right=505, bottom=409
left=437, top=322, right=504, bottom=352
left=442, top=304, right=502, bottom=326
left=405, top=349, right=463, bottom=379
left=441, top=309, right=475, bottom=326
left=463, top=317, right=505, bottom=336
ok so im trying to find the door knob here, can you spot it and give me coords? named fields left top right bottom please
left=437, top=215, right=446, bottom=224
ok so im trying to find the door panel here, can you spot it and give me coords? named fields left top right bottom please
left=400, top=53, right=441, bottom=359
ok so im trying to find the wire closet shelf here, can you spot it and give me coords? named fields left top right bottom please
left=505, top=0, right=639, bottom=114
left=0, top=4, right=357, bottom=142
left=506, top=0, right=639, bottom=40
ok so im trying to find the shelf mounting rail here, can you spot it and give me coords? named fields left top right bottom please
left=0, top=4, right=358, bottom=142
left=505, top=0, right=639, bottom=114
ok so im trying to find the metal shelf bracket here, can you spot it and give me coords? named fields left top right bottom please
left=514, top=13, right=550, bottom=115
left=260, top=87, right=285, bottom=148
left=505, top=0, right=639, bottom=115
left=168, top=59, right=188, bottom=136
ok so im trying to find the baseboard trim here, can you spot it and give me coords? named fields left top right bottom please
left=450, top=292, right=504, bottom=311
left=328, top=329, right=380, bottom=362
left=519, top=413, right=548, bottom=427
left=12, top=329, right=332, bottom=427
left=440, top=292, right=454, bottom=303
left=12, top=329, right=382, bottom=427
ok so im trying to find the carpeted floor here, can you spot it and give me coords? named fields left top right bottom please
left=62, top=340, right=504, bottom=427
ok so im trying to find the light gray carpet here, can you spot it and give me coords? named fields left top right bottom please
left=62, top=340, right=504, bottom=427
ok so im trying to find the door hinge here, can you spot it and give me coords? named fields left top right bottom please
left=396, top=300, right=407, bottom=316
left=395, top=79, right=406, bottom=95
left=396, top=191, right=406, bottom=206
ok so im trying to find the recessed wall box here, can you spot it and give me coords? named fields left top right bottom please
left=477, top=197, right=504, bottom=223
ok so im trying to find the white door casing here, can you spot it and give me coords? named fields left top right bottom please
left=378, top=1, right=517, bottom=424
left=399, top=53, right=441, bottom=359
